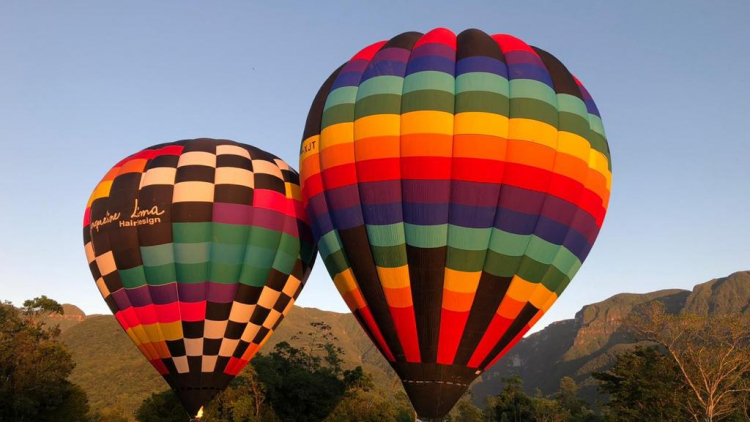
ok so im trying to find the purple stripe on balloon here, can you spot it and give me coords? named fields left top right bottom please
left=342, top=59, right=369, bottom=73
left=456, top=56, right=508, bottom=78
left=213, top=203, right=253, bottom=225
left=252, top=208, right=298, bottom=236
left=361, top=61, right=408, bottom=81
left=312, top=179, right=600, bottom=244
left=213, top=203, right=295, bottom=236
left=111, top=289, right=132, bottom=310
left=372, top=47, right=411, bottom=62
left=570, top=211, right=599, bottom=244
left=500, top=185, right=546, bottom=215
left=402, top=180, right=451, bottom=203
left=125, top=285, right=152, bottom=307
left=451, top=181, right=502, bottom=207
left=504, top=51, right=546, bottom=68
left=409, top=43, right=455, bottom=61
left=405, top=56, right=455, bottom=76
left=150, top=283, right=179, bottom=305
left=207, top=282, right=238, bottom=303
left=306, top=193, right=329, bottom=218
left=502, top=186, right=597, bottom=244
left=323, top=184, right=361, bottom=210
left=178, top=282, right=208, bottom=303
left=358, top=180, right=401, bottom=204
left=494, top=208, right=590, bottom=260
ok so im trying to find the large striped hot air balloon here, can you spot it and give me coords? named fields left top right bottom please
left=299, top=28, right=611, bottom=420
left=83, top=138, right=316, bottom=417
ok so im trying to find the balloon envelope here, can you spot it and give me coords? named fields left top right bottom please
left=83, top=138, right=316, bottom=415
left=299, top=28, right=611, bottom=419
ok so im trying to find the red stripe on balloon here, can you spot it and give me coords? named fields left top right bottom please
left=390, top=306, right=421, bottom=362
left=485, top=324, right=532, bottom=370
left=356, top=158, right=401, bottom=183
left=467, top=314, right=513, bottom=368
left=451, top=158, right=506, bottom=183
left=150, top=359, right=169, bottom=375
left=352, top=41, right=388, bottom=61
left=154, top=302, right=181, bottom=323
left=358, top=307, right=396, bottom=362
left=401, top=157, right=453, bottom=180
left=437, top=309, right=471, bottom=365
left=414, top=27, right=456, bottom=50
left=179, top=301, right=206, bottom=322
left=320, top=163, right=358, bottom=190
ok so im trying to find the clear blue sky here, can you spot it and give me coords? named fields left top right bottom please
left=1, top=1, right=748, bottom=334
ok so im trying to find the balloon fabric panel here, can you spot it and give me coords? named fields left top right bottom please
left=83, top=139, right=316, bottom=416
left=299, top=28, right=611, bottom=419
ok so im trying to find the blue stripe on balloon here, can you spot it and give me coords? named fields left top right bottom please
left=456, top=56, right=508, bottom=78
left=331, top=71, right=364, bottom=90
left=405, top=56, right=455, bottom=76
left=508, top=64, right=554, bottom=87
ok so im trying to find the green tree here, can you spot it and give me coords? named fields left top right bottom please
left=22, top=295, right=64, bottom=316
left=530, top=395, right=568, bottom=422
left=324, top=372, right=398, bottom=422
left=252, top=321, right=364, bottom=422
left=554, top=377, right=595, bottom=421
left=135, top=390, right=189, bottom=422
left=204, top=367, right=272, bottom=422
left=0, top=299, right=92, bottom=422
left=592, top=346, right=694, bottom=421
left=628, top=303, right=750, bottom=421
left=447, top=400, right=484, bottom=422
left=493, top=376, right=536, bottom=422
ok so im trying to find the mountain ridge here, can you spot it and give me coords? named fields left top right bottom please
left=51, top=271, right=750, bottom=418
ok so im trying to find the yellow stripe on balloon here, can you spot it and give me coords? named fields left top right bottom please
left=401, top=110, right=453, bottom=135
left=454, top=112, right=509, bottom=137
left=528, top=286, right=556, bottom=311
left=377, top=266, right=411, bottom=289
left=589, top=150, right=612, bottom=190
left=509, top=118, right=558, bottom=150
left=354, top=114, right=400, bottom=140
left=321, top=122, right=354, bottom=150
left=505, top=275, right=538, bottom=303
left=443, top=268, right=482, bottom=293
left=160, top=320, right=183, bottom=342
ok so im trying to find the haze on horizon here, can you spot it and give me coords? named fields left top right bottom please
left=1, top=0, right=748, bottom=334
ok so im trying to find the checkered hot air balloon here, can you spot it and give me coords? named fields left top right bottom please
left=299, top=28, right=611, bottom=420
left=83, top=138, right=316, bottom=417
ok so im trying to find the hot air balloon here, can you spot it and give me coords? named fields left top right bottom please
left=83, top=138, right=316, bottom=418
left=299, top=28, right=610, bottom=420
